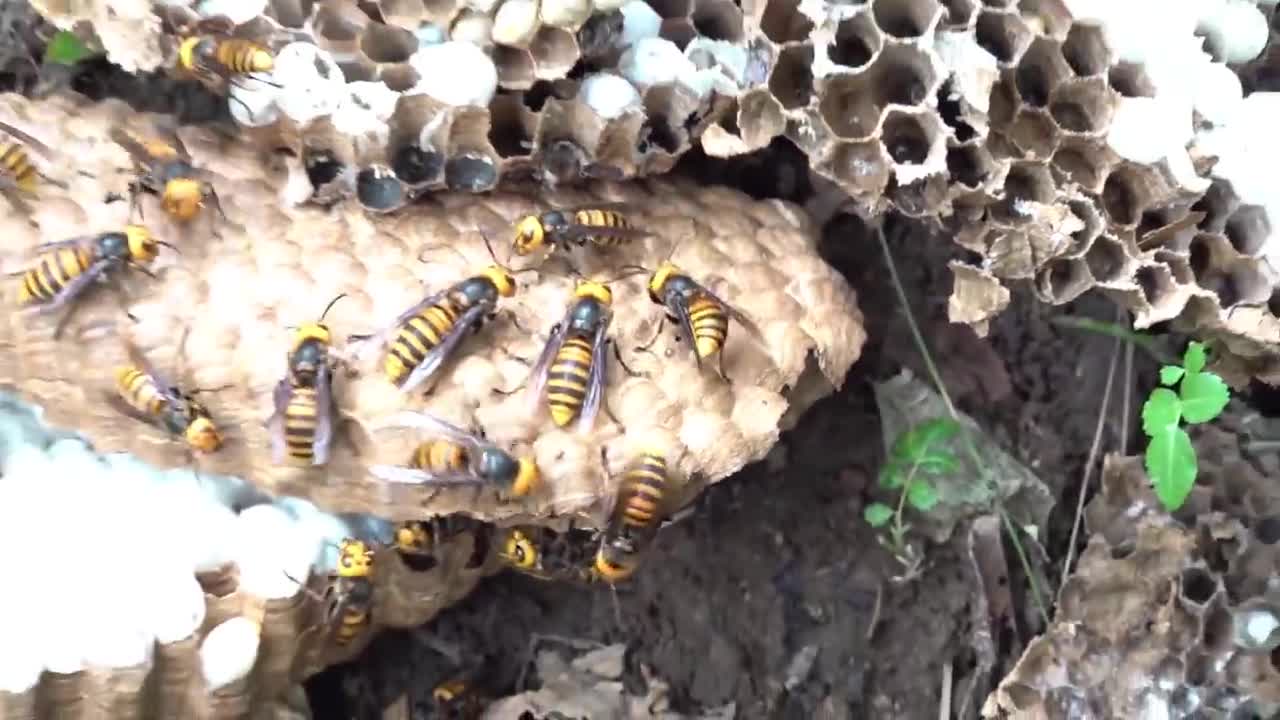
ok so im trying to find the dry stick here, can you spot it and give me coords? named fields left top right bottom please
left=1058, top=328, right=1121, bottom=596
left=1121, top=338, right=1134, bottom=455
left=874, top=227, right=1050, bottom=626
left=938, top=660, right=953, bottom=720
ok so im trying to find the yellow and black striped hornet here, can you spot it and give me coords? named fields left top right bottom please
left=349, top=265, right=518, bottom=394
left=321, top=537, right=376, bottom=647
left=432, top=674, right=489, bottom=719
left=511, top=202, right=653, bottom=258
left=526, top=279, right=638, bottom=433
left=267, top=294, right=347, bottom=467
left=110, top=126, right=225, bottom=224
left=12, top=225, right=172, bottom=335
left=0, top=119, right=55, bottom=213
left=498, top=526, right=599, bottom=584
left=108, top=335, right=224, bottom=454
left=172, top=15, right=276, bottom=96
left=594, top=449, right=678, bottom=583
left=369, top=411, right=541, bottom=498
left=641, top=262, right=763, bottom=376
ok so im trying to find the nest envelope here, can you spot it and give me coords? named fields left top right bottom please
left=0, top=92, right=865, bottom=526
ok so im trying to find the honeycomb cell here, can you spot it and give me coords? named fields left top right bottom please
left=647, top=0, right=693, bottom=20
left=488, top=94, right=536, bottom=158
left=1018, top=0, right=1072, bottom=36
left=876, top=43, right=940, bottom=106
left=880, top=108, right=935, bottom=165
left=939, top=0, right=978, bottom=29
left=936, top=80, right=976, bottom=141
left=1270, top=287, right=1280, bottom=319
left=1084, top=234, right=1127, bottom=283
left=1015, top=36, right=1071, bottom=107
left=1225, top=204, right=1271, bottom=256
left=530, top=26, right=580, bottom=80
left=975, top=9, right=1031, bottom=66
left=1189, top=233, right=1222, bottom=282
left=380, top=63, right=421, bottom=91
left=1219, top=259, right=1273, bottom=307
left=1062, top=22, right=1109, bottom=77
left=1051, top=137, right=1114, bottom=194
left=267, top=0, right=314, bottom=28
left=312, top=2, right=370, bottom=55
left=1180, top=567, right=1219, bottom=607
left=1257, top=515, right=1280, bottom=545
left=355, top=164, right=407, bottom=212
left=826, top=11, right=883, bottom=70
left=1049, top=78, right=1114, bottom=134
left=423, top=0, right=461, bottom=24
left=1038, top=257, right=1092, bottom=303
left=871, top=0, right=940, bottom=40
left=1108, top=62, right=1156, bottom=98
left=692, top=0, right=745, bottom=43
left=994, top=161, right=1054, bottom=223
left=760, top=0, right=814, bottom=43
left=820, top=139, right=891, bottom=197
left=452, top=11, right=496, bottom=48
left=660, top=18, right=697, bottom=47
left=946, top=142, right=992, bottom=188
left=819, top=72, right=882, bottom=139
left=1065, top=198, right=1103, bottom=254
left=361, top=21, right=418, bottom=63
left=577, top=11, right=624, bottom=63
left=1135, top=264, right=1174, bottom=306
left=887, top=174, right=947, bottom=216
left=1101, top=164, right=1159, bottom=227
left=379, top=0, right=427, bottom=28
left=770, top=44, right=815, bottom=110
left=493, top=46, right=536, bottom=89
left=1008, top=109, right=1058, bottom=159
left=391, top=143, right=445, bottom=186
left=445, top=152, right=499, bottom=191
left=338, top=60, right=376, bottom=82
left=1191, top=179, right=1240, bottom=234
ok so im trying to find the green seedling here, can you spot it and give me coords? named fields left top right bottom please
left=43, top=31, right=92, bottom=66
left=1141, top=341, right=1230, bottom=511
left=864, top=417, right=960, bottom=579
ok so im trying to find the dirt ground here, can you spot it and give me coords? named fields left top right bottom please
left=308, top=146, right=1169, bottom=719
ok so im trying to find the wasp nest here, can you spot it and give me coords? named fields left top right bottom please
left=0, top=92, right=864, bottom=528
left=984, top=443, right=1280, bottom=719
left=0, top=392, right=496, bottom=718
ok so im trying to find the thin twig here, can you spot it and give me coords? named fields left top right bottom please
left=875, top=225, right=1050, bottom=626
left=938, top=660, right=953, bottom=720
left=1049, top=316, right=1176, bottom=365
left=1121, top=327, right=1134, bottom=455
left=1059, top=329, right=1121, bottom=595
left=866, top=582, right=883, bottom=640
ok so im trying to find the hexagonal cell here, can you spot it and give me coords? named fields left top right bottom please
left=887, top=173, right=947, bottom=216
left=975, top=9, right=1032, bottom=66
left=312, top=2, right=370, bottom=54
left=1108, top=62, right=1156, bottom=99
left=946, top=142, right=992, bottom=188
left=488, top=94, right=536, bottom=158
left=1018, top=0, right=1073, bottom=36
left=1217, top=259, right=1273, bottom=307
left=1189, top=232, right=1225, bottom=282
left=1135, top=263, right=1175, bottom=306
left=493, top=46, right=536, bottom=89
left=1008, top=108, right=1058, bottom=159
left=820, top=139, right=891, bottom=197
left=356, top=164, right=407, bottom=212
left=872, top=0, right=940, bottom=39
left=391, top=144, right=445, bottom=186
left=1051, top=137, right=1114, bottom=194
left=1038, top=257, right=1092, bottom=303
left=875, top=42, right=941, bottom=107
left=1049, top=78, right=1114, bottom=134
left=423, top=0, right=461, bottom=24
left=1269, top=287, right=1280, bottom=318
left=267, top=0, right=315, bottom=28
left=1016, top=36, right=1071, bottom=107
left=760, top=0, right=814, bottom=43
left=819, top=72, right=883, bottom=139
left=380, top=63, right=421, bottom=91
left=304, top=147, right=345, bottom=189
left=1191, top=179, right=1240, bottom=234
left=826, top=11, right=883, bottom=70
left=940, top=0, right=978, bottom=29
left=769, top=43, right=815, bottom=110
left=936, top=79, right=976, bottom=141
left=660, top=18, right=697, bottom=48
left=692, top=0, right=745, bottom=42
left=338, top=60, right=377, bottom=82
left=452, top=11, right=496, bottom=48
left=1101, top=164, right=1161, bottom=227
left=993, top=161, right=1055, bottom=223
left=360, top=21, right=418, bottom=63
left=648, top=0, right=693, bottom=20
left=530, top=26, right=580, bottom=80
left=379, top=0, right=427, bottom=28
left=1084, top=234, right=1127, bottom=283
left=577, top=11, right=624, bottom=63
left=880, top=108, right=935, bottom=165
left=445, top=152, right=499, bottom=192
left=1225, top=204, right=1271, bottom=256
left=1065, top=198, right=1103, bottom=254
left=1062, top=21, right=1109, bottom=77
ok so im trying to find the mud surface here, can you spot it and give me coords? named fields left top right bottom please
left=307, top=149, right=1170, bottom=719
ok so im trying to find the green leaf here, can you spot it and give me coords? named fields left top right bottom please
left=1142, top=388, right=1182, bottom=436
left=914, top=451, right=961, bottom=476
left=864, top=502, right=894, bottom=528
left=1145, top=426, right=1197, bottom=511
left=1159, top=365, right=1185, bottom=386
left=1180, top=371, right=1230, bottom=424
left=44, top=30, right=92, bottom=66
left=1183, top=342, right=1208, bottom=374
left=878, top=462, right=905, bottom=489
left=907, top=480, right=939, bottom=512
left=892, top=418, right=961, bottom=463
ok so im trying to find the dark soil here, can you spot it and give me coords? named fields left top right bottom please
left=310, top=148, right=1162, bottom=720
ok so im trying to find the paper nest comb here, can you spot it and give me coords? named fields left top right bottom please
left=983, top=438, right=1280, bottom=719
left=0, top=91, right=865, bottom=527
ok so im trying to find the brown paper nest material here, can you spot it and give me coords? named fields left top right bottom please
left=0, top=92, right=865, bottom=528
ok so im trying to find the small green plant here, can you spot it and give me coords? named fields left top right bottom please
left=864, top=417, right=960, bottom=579
left=43, top=31, right=92, bottom=66
left=1141, top=341, right=1230, bottom=511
